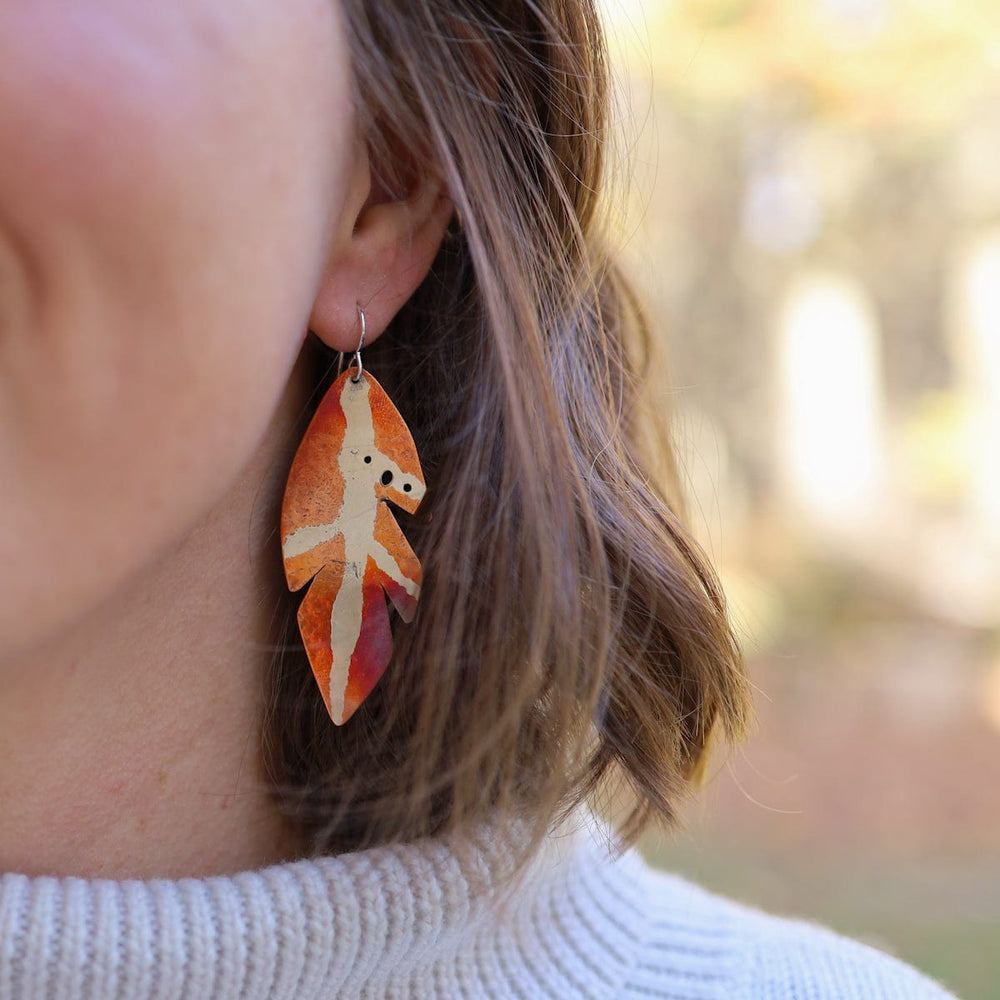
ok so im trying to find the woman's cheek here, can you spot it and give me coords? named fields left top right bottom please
left=0, top=2, right=349, bottom=658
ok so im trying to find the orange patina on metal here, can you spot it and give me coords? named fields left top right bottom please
left=280, top=367, right=425, bottom=724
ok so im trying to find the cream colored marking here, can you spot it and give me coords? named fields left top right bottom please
left=282, top=522, right=338, bottom=560
left=370, top=539, right=420, bottom=598
left=281, top=376, right=424, bottom=724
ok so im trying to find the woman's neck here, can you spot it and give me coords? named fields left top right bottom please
left=0, top=366, right=313, bottom=880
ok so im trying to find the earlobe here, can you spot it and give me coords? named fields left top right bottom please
left=307, top=172, right=453, bottom=354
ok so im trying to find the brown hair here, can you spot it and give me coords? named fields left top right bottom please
left=263, top=0, right=752, bottom=858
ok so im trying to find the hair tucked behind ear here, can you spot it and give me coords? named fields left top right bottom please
left=263, top=0, right=752, bottom=857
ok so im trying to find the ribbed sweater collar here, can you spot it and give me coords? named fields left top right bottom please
left=0, top=812, right=653, bottom=999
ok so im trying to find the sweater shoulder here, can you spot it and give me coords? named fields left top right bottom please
left=622, top=862, right=960, bottom=1000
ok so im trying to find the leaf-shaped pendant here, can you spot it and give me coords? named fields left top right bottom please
left=280, top=367, right=425, bottom=724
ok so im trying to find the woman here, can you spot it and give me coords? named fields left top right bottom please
left=0, top=0, right=959, bottom=997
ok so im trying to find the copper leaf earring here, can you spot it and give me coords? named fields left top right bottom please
left=280, top=306, right=426, bottom=725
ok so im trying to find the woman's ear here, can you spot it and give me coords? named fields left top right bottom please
left=306, top=149, right=454, bottom=352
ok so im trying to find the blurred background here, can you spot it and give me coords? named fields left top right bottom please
left=600, top=2, right=1000, bottom=997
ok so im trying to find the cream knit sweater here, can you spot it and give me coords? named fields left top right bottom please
left=0, top=813, right=958, bottom=999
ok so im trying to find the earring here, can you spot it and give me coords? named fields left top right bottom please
left=280, top=306, right=426, bottom=725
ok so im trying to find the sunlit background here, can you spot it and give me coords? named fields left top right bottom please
left=601, top=2, right=1000, bottom=996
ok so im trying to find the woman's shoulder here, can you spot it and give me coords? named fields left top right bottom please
left=625, top=860, right=959, bottom=999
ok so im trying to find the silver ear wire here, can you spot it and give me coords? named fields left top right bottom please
left=350, top=305, right=366, bottom=383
